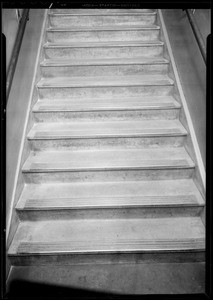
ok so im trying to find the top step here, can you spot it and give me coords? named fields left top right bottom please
left=49, top=10, right=157, bottom=28
left=49, top=9, right=157, bottom=15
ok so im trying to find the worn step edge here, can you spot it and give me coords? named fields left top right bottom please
left=33, top=97, right=180, bottom=112
left=48, top=11, right=157, bottom=16
left=27, top=131, right=187, bottom=140
left=33, top=103, right=180, bottom=112
left=46, top=25, right=160, bottom=32
left=37, top=76, right=174, bottom=88
left=22, top=160, right=195, bottom=173
left=11, top=238, right=205, bottom=255
left=40, top=57, right=169, bottom=67
left=27, top=128, right=187, bottom=140
left=16, top=195, right=204, bottom=211
left=27, top=120, right=187, bottom=138
left=44, top=40, right=164, bottom=48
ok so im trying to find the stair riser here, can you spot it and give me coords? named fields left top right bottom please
left=17, top=206, right=203, bottom=221
left=38, top=85, right=173, bottom=100
left=46, top=29, right=160, bottom=43
left=41, top=63, right=168, bottom=77
left=23, top=168, right=194, bottom=184
left=9, top=251, right=204, bottom=266
left=49, top=15, right=157, bottom=28
left=33, top=109, right=180, bottom=122
left=44, top=45, right=163, bottom=59
left=29, top=136, right=186, bottom=151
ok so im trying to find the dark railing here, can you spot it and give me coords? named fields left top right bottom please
left=6, top=9, right=30, bottom=102
left=184, top=9, right=206, bottom=64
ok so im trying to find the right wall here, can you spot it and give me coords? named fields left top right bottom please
left=161, top=9, right=210, bottom=168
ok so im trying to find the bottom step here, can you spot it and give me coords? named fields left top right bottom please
left=8, top=217, right=205, bottom=265
left=7, top=263, right=205, bottom=295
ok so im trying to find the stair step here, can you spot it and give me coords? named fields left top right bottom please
left=47, top=25, right=160, bottom=31
left=44, top=40, right=163, bottom=48
left=44, top=41, right=164, bottom=59
left=41, top=57, right=169, bottom=77
left=22, top=147, right=195, bottom=183
left=28, top=119, right=187, bottom=138
left=37, top=75, right=173, bottom=99
left=49, top=9, right=156, bottom=15
left=16, top=179, right=204, bottom=220
left=41, top=56, right=168, bottom=66
left=38, top=75, right=173, bottom=87
left=28, top=120, right=187, bottom=150
left=46, top=25, right=160, bottom=43
left=33, top=96, right=180, bottom=122
left=23, top=147, right=195, bottom=172
left=6, top=263, right=205, bottom=294
left=33, top=95, right=180, bottom=110
left=8, top=217, right=205, bottom=265
left=49, top=11, right=157, bottom=28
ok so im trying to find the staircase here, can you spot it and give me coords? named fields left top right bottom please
left=8, top=9, right=205, bottom=294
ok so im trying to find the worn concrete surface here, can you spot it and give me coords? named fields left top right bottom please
left=6, top=262, right=205, bottom=295
left=6, top=9, right=206, bottom=294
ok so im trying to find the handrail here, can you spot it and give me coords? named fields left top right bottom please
left=6, top=9, right=30, bottom=103
left=184, top=9, right=206, bottom=64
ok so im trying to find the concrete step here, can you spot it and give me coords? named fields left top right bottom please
left=46, top=25, right=160, bottom=43
left=50, top=9, right=156, bottom=14
left=6, top=263, right=205, bottom=295
left=41, top=57, right=169, bottom=77
left=44, top=41, right=164, bottom=59
left=27, top=119, right=187, bottom=150
left=22, top=147, right=195, bottom=183
left=37, top=75, right=174, bottom=99
left=33, top=96, right=181, bottom=122
left=16, top=179, right=204, bottom=221
left=8, top=217, right=205, bottom=265
left=49, top=11, right=157, bottom=28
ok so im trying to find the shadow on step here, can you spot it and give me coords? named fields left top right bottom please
left=6, top=279, right=206, bottom=300
left=6, top=279, right=116, bottom=299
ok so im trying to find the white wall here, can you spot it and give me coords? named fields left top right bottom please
left=2, top=9, right=24, bottom=71
left=5, top=9, right=46, bottom=278
left=162, top=9, right=210, bottom=168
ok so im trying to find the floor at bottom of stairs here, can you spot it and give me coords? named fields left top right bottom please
left=7, top=262, right=205, bottom=296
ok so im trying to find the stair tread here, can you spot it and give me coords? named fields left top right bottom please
left=47, top=25, right=160, bottom=32
left=7, top=263, right=205, bottom=294
left=44, top=40, right=164, bottom=48
left=8, top=217, right=205, bottom=255
left=37, top=75, right=173, bottom=88
left=22, top=147, right=195, bottom=172
left=41, top=56, right=168, bottom=67
left=16, top=179, right=204, bottom=210
left=28, top=120, right=187, bottom=139
left=33, top=96, right=180, bottom=112
left=49, top=9, right=157, bottom=16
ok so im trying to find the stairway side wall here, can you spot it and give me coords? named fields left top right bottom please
left=157, top=10, right=207, bottom=225
left=6, top=9, right=47, bottom=279
left=161, top=9, right=208, bottom=169
left=2, top=9, right=20, bottom=72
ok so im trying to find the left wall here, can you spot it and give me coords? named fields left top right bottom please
left=5, top=9, right=46, bottom=279
left=2, top=9, right=21, bottom=72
